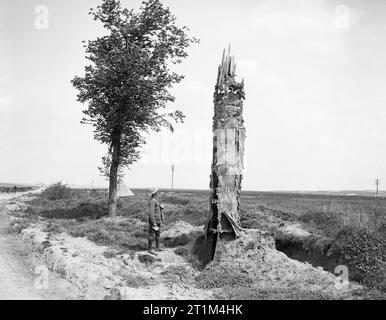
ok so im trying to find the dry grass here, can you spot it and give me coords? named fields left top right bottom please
left=15, top=185, right=386, bottom=294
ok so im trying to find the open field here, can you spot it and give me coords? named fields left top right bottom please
left=4, top=185, right=385, bottom=299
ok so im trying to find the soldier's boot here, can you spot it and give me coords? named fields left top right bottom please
left=155, top=236, right=162, bottom=251
left=148, top=237, right=156, bottom=255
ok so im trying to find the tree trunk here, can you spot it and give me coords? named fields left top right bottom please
left=205, top=47, right=246, bottom=262
left=108, top=134, right=121, bottom=218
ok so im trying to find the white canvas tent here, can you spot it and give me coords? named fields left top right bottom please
left=117, top=181, right=134, bottom=197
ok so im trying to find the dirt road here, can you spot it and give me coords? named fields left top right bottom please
left=0, top=192, right=81, bottom=300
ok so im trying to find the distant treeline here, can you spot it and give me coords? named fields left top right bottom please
left=0, top=186, right=34, bottom=193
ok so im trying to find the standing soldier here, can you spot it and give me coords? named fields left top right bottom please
left=148, top=188, right=164, bottom=254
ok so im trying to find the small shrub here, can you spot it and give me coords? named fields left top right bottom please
left=42, top=182, right=72, bottom=200
left=161, top=265, right=192, bottom=282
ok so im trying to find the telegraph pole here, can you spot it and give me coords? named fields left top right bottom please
left=171, top=164, right=174, bottom=190
left=375, top=178, right=379, bottom=198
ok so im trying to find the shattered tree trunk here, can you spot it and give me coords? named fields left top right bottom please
left=204, top=47, right=246, bottom=263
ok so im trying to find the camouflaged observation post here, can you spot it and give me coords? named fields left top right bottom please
left=204, top=47, right=246, bottom=262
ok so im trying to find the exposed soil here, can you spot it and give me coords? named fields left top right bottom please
left=275, top=237, right=339, bottom=274
left=0, top=194, right=82, bottom=299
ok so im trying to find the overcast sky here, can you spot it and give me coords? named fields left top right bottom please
left=1, top=0, right=386, bottom=190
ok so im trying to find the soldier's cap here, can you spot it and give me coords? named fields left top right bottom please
left=150, top=187, right=160, bottom=195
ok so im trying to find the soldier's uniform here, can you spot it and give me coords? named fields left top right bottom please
left=148, top=197, right=163, bottom=251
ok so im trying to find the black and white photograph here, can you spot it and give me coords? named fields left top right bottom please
left=0, top=0, right=385, bottom=305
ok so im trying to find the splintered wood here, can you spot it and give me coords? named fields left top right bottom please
left=204, top=47, right=246, bottom=262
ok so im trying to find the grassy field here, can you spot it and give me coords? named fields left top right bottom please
left=11, top=183, right=386, bottom=295
left=241, top=191, right=386, bottom=233
left=242, top=191, right=385, bottom=290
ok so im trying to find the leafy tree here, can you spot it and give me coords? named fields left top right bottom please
left=72, top=0, right=198, bottom=217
